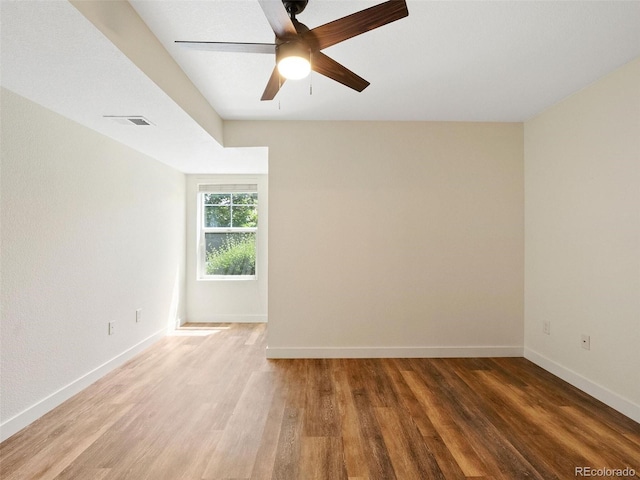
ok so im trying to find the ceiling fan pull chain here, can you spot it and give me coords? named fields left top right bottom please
left=310, top=53, right=313, bottom=95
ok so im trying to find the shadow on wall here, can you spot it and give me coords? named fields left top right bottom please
left=167, top=265, right=183, bottom=333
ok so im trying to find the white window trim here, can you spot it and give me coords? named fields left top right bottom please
left=197, top=184, right=259, bottom=281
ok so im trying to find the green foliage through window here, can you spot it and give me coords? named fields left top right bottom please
left=205, top=233, right=256, bottom=276
left=201, top=190, right=258, bottom=277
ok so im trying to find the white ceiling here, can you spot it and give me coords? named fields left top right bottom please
left=1, top=0, right=266, bottom=174
left=1, top=1, right=639, bottom=172
left=130, top=0, right=640, bottom=121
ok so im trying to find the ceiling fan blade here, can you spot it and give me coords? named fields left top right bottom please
left=258, top=0, right=297, bottom=39
left=175, top=41, right=276, bottom=54
left=261, top=66, right=286, bottom=101
left=311, top=52, right=370, bottom=92
left=304, top=0, right=408, bottom=51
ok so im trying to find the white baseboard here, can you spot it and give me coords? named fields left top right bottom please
left=0, top=328, right=166, bottom=442
left=266, top=345, right=524, bottom=359
left=188, top=314, right=267, bottom=324
left=524, top=348, right=640, bottom=424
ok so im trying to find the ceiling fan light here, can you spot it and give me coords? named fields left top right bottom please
left=276, top=42, right=311, bottom=80
left=278, top=56, right=310, bottom=80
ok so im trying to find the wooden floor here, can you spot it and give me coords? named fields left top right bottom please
left=1, top=324, right=639, bottom=480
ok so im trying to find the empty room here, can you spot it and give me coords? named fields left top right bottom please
left=1, top=1, right=639, bottom=479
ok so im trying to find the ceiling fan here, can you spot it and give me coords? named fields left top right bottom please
left=175, top=0, right=409, bottom=101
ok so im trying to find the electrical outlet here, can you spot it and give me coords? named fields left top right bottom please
left=543, top=321, right=551, bottom=335
left=581, top=334, right=590, bottom=350
left=108, top=322, right=115, bottom=335
left=136, top=309, right=142, bottom=323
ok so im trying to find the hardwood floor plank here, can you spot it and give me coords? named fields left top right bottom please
left=425, top=359, right=547, bottom=480
left=271, top=407, right=304, bottom=480
left=202, top=371, right=278, bottom=479
left=54, top=467, right=111, bottom=480
left=2, top=324, right=639, bottom=480
left=522, top=402, right=634, bottom=472
left=374, top=407, right=446, bottom=480
left=245, top=323, right=266, bottom=346
left=625, top=432, right=640, bottom=448
left=300, top=436, right=348, bottom=480
left=495, top=357, right=639, bottom=436
left=78, top=404, right=191, bottom=478
left=472, top=367, right=604, bottom=476
left=381, top=358, right=440, bottom=438
left=422, top=435, right=466, bottom=480
left=459, top=368, right=573, bottom=479
left=2, top=402, right=134, bottom=480
left=374, top=407, right=418, bottom=479
left=347, top=364, right=399, bottom=480
left=469, top=366, right=626, bottom=473
left=249, top=380, right=287, bottom=480
left=303, top=359, right=340, bottom=437
left=359, top=359, right=400, bottom=409
left=401, top=369, right=488, bottom=477
left=333, top=365, right=371, bottom=479
left=136, top=403, right=224, bottom=480
left=279, top=358, right=307, bottom=409
left=175, top=430, right=223, bottom=480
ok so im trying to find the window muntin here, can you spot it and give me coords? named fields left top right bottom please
left=199, top=190, right=258, bottom=279
left=203, top=192, right=257, bottom=228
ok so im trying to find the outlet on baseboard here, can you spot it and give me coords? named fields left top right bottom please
left=543, top=321, right=551, bottom=335
left=136, top=309, right=142, bottom=323
left=581, top=334, right=590, bottom=350
left=108, top=322, right=115, bottom=335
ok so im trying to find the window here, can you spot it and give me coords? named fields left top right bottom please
left=198, top=184, right=258, bottom=279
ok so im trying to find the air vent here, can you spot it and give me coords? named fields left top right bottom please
left=103, top=115, right=154, bottom=126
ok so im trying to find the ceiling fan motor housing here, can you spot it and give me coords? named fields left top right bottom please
left=275, top=40, right=311, bottom=64
left=282, top=0, right=308, bottom=17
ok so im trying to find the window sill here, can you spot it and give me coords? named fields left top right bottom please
left=198, top=276, right=257, bottom=282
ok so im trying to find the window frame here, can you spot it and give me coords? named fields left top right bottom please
left=197, top=185, right=259, bottom=281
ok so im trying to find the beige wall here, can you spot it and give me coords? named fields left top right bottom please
left=226, top=121, right=524, bottom=357
left=524, top=58, right=640, bottom=420
left=1, top=88, right=186, bottom=439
